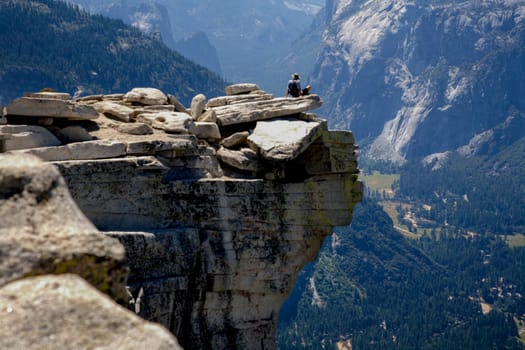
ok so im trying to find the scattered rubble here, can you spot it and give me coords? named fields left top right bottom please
left=1, top=83, right=343, bottom=179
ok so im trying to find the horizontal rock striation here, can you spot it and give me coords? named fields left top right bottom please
left=1, top=84, right=362, bottom=350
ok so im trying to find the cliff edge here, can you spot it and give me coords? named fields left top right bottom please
left=1, top=84, right=362, bottom=349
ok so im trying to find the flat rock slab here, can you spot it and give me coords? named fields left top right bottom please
left=213, top=95, right=322, bottom=126
left=0, top=274, right=182, bottom=350
left=25, top=92, right=71, bottom=100
left=225, top=83, right=260, bottom=96
left=10, top=140, right=127, bottom=162
left=248, top=117, right=327, bottom=162
left=0, top=154, right=127, bottom=301
left=207, top=93, right=273, bottom=108
left=6, top=97, right=99, bottom=120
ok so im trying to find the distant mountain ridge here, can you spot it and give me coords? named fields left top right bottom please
left=312, top=0, right=525, bottom=164
left=66, top=0, right=324, bottom=94
left=0, top=0, right=226, bottom=106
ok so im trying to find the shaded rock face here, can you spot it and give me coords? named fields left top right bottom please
left=1, top=83, right=362, bottom=350
left=0, top=154, right=127, bottom=302
left=0, top=154, right=181, bottom=349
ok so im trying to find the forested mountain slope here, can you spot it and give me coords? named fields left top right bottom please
left=278, top=200, right=525, bottom=349
left=0, top=0, right=226, bottom=105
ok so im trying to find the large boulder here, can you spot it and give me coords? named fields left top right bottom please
left=248, top=117, right=327, bottom=162
left=0, top=154, right=128, bottom=301
left=5, top=97, right=99, bottom=120
left=124, top=88, right=168, bottom=106
left=0, top=274, right=182, bottom=350
left=0, top=125, right=61, bottom=151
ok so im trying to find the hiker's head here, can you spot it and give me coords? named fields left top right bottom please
left=306, top=85, right=311, bottom=90
left=292, top=73, right=300, bottom=79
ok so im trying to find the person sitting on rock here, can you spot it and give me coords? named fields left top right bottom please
left=285, top=73, right=302, bottom=98
left=302, top=85, right=312, bottom=96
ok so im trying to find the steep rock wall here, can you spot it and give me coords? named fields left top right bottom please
left=2, top=85, right=362, bottom=349
left=55, top=136, right=361, bottom=349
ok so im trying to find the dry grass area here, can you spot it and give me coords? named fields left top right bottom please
left=504, top=234, right=525, bottom=248
left=362, top=171, right=399, bottom=198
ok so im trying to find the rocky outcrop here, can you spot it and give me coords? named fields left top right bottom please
left=312, top=0, right=525, bottom=164
left=0, top=153, right=182, bottom=349
left=1, top=83, right=362, bottom=350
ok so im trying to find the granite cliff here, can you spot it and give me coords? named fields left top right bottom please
left=311, top=0, right=525, bottom=164
left=0, top=84, right=362, bottom=349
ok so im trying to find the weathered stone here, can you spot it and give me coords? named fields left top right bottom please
left=126, top=137, right=198, bottom=156
left=207, top=93, right=274, bottom=107
left=213, top=95, right=323, bottom=126
left=0, top=274, right=182, bottom=350
left=247, top=117, right=327, bottom=161
left=75, top=94, right=104, bottom=102
left=125, top=88, right=168, bottom=105
left=93, top=101, right=135, bottom=122
left=137, top=112, right=194, bottom=134
left=168, top=94, right=190, bottom=114
left=197, top=108, right=217, bottom=122
left=10, top=140, right=127, bottom=161
left=118, top=122, right=154, bottom=135
left=6, top=97, right=99, bottom=120
left=0, top=125, right=61, bottom=151
left=221, top=131, right=250, bottom=149
left=64, top=140, right=127, bottom=160
left=103, top=93, right=126, bottom=101
left=189, top=122, right=221, bottom=140
left=0, top=154, right=127, bottom=301
left=25, top=91, right=71, bottom=100
left=56, top=125, right=93, bottom=143
left=144, top=105, right=175, bottom=112
left=217, top=146, right=260, bottom=171
left=225, top=83, right=260, bottom=96
left=191, top=93, right=207, bottom=120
